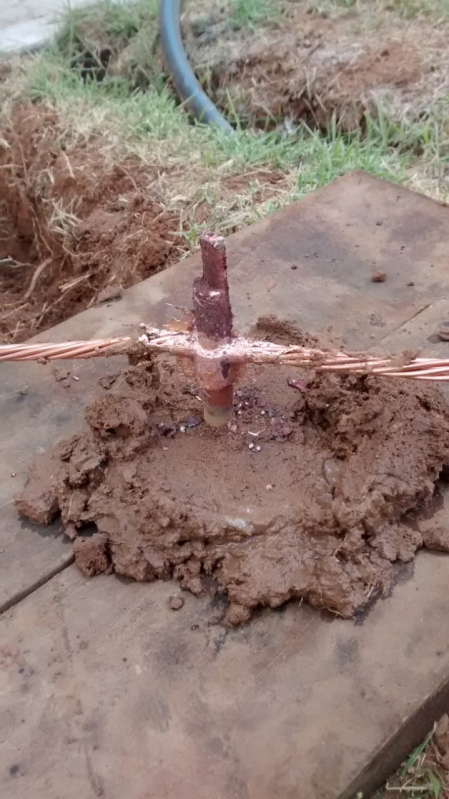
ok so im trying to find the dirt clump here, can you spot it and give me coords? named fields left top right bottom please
left=73, top=533, right=112, bottom=577
left=15, top=343, right=449, bottom=625
left=169, top=595, right=185, bottom=611
left=0, top=103, right=184, bottom=343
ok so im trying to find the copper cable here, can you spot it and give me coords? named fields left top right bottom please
left=1, top=328, right=449, bottom=382
left=0, top=338, right=131, bottom=362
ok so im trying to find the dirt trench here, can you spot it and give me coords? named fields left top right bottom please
left=182, top=3, right=448, bottom=131
left=0, top=104, right=184, bottom=343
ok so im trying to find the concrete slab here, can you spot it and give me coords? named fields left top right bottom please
left=2, top=171, right=449, bottom=798
left=0, top=0, right=98, bottom=53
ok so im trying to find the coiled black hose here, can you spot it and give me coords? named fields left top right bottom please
left=159, top=0, right=234, bottom=134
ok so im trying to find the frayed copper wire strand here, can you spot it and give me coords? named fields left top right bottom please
left=1, top=326, right=449, bottom=381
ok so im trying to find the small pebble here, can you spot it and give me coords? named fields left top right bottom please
left=179, top=425, right=186, bottom=433
left=372, top=271, right=387, bottom=283
left=19, top=386, right=28, bottom=396
left=438, top=323, right=449, bottom=341
left=287, top=378, right=307, bottom=393
left=248, top=443, right=254, bottom=450
left=72, top=375, right=80, bottom=381
left=10, top=472, right=16, bottom=478
left=229, top=424, right=238, bottom=433
left=54, top=368, right=70, bottom=382
left=169, top=596, right=184, bottom=611
left=260, top=410, right=266, bottom=416
left=255, top=446, right=261, bottom=452
left=280, top=425, right=293, bottom=438
left=407, top=281, right=415, bottom=287
left=266, top=484, right=273, bottom=491
left=185, top=415, right=200, bottom=428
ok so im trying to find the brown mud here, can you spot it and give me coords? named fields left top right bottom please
left=0, top=104, right=184, bottom=343
left=16, top=338, right=449, bottom=625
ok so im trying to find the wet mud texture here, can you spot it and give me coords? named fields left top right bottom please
left=16, top=354, right=449, bottom=625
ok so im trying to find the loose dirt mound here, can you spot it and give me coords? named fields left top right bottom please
left=0, top=104, right=183, bottom=342
left=16, top=345, right=449, bottom=625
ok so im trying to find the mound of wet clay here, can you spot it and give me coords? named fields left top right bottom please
left=16, top=346, right=449, bottom=625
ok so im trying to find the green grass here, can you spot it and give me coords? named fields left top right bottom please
left=1, top=0, right=448, bottom=249
left=373, top=726, right=444, bottom=798
left=17, top=47, right=420, bottom=229
left=55, top=0, right=159, bottom=46
left=52, top=0, right=161, bottom=89
left=3, top=22, right=443, bottom=245
left=227, top=0, right=281, bottom=29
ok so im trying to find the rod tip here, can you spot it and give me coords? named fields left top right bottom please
left=203, top=403, right=233, bottom=427
left=201, top=232, right=225, bottom=250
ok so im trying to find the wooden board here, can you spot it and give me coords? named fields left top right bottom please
left=2, top=172, right=449, bottom=798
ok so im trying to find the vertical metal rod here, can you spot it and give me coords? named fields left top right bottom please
left=193, top=233, right=234, bottom=427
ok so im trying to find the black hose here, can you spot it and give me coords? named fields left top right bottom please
left=159, top=0, right=234, bottom=134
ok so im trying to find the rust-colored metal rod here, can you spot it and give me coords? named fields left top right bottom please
left=192, top=232, right=235, bottom=427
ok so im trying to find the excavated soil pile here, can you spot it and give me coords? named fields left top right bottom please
left=183, top=3, right=448, bottom=130
left=16, top=345, right=449, bottom=625
left=0, top=104, right=183, bottom=343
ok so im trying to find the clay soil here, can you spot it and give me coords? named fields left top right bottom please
left=0, top=104, right=184, bottom=343
left=16, top=325, right=449, bottom=626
